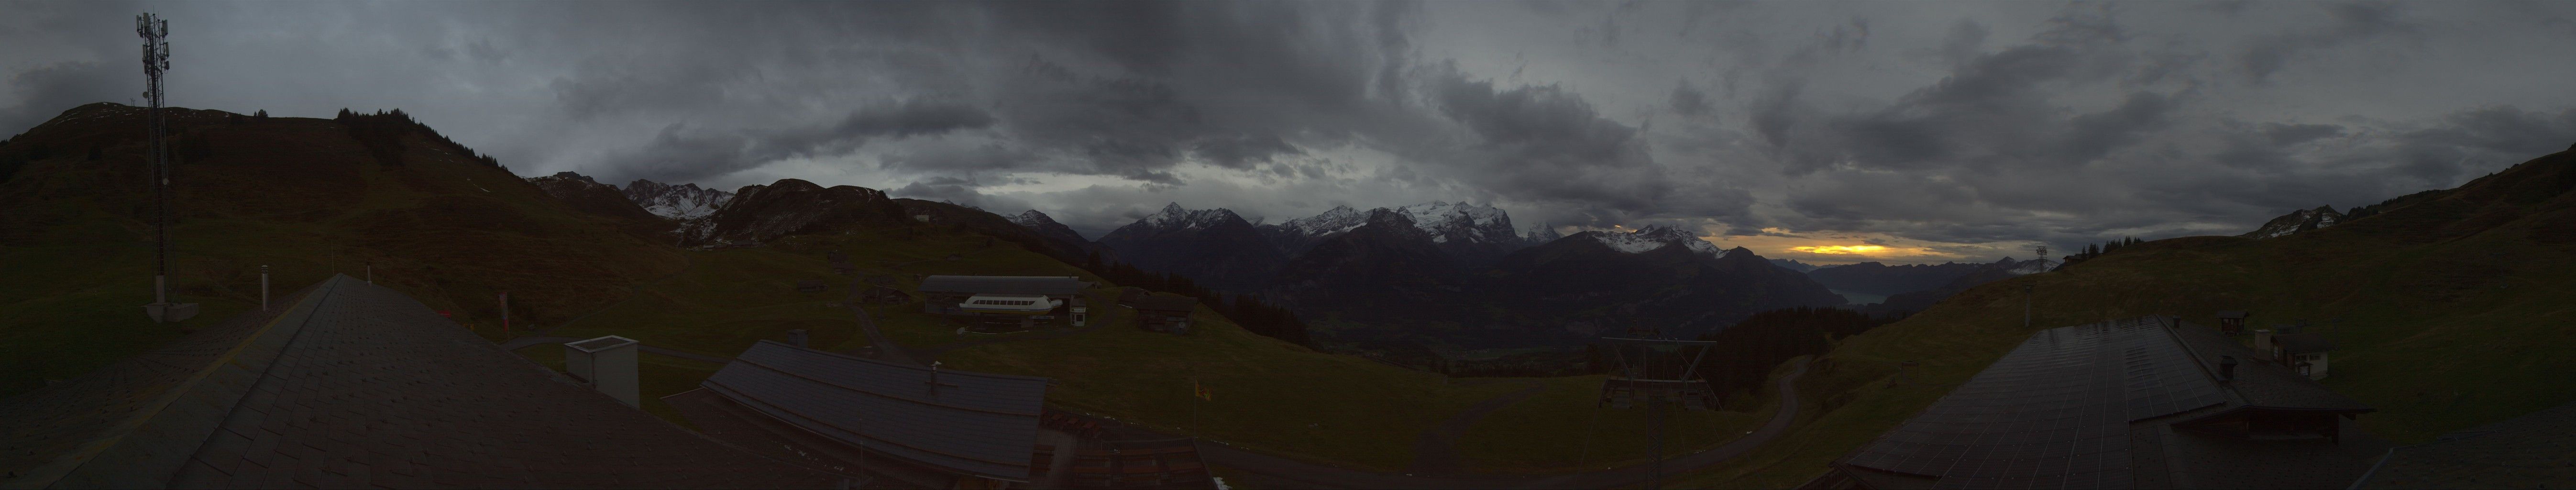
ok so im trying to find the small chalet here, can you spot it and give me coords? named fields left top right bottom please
left=2216, top=310, right=2250, bottom=336
left=1118, top=290, right=1198, bottom=334
left=795, top=279, right=828, bottom=293
left=2270, top=333, right=2334, bottom=379
left=1814, top=316, right=2383, bottom=490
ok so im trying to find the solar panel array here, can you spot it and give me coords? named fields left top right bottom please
left=704, top=341, right=1052, bottom=481
left=1839, top=317, right=2228, bottom=489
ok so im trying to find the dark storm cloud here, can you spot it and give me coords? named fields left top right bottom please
left=2260, top=122, right=2345, bottom=145
left=1769, top=12, right=2154, bottom=176
left=1425, top=67, right=1681, bottom=217
left=613, top=100, right=993, bottom=183
left=2236, top=2, right=2423, bottom=82
left=0, top=61, right=128, bottom=137
left=1668, top=82, right=1712, bottom=117
left=2389, top=106, right=2576, bottom=183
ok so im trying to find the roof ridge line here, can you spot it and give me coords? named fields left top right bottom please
left=2153, top=315, right=2253, bottom=407
left=32, top=275, right=350, bottom=488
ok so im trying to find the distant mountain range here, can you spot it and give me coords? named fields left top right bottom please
left=1096, top=203, right=1287, bottom=292
left=1080, top=203, right=1849, bottom=345
left=1806, top=260, right=2011, bottom=297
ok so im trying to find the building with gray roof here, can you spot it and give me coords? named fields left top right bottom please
left=2351, top=401, right=2576, bottom=489
left=1816, top=315, right=2384, bottom=490
left=0, top=275, right=849, bottom=489
left=699, top=340, right=1053, bottom=486
left=918, top=276, right=1088, bottom=320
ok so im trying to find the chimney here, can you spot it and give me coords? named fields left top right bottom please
left=564, top=335, right=641, bottom=409
left=786, top=329, right=809, bottom=348
left=2219, top=356, right=2238, bottom=382
left=2255, top=329, right=2275, bottom=356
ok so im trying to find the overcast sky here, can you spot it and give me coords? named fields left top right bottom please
left=9, top=1, right=2576, bottom=264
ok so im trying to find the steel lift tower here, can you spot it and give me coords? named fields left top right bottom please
left=138, top=12, right=196, bottom=323
left=1597, top=328, right=1721, bottom=490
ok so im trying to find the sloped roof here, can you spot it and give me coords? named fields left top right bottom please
left=702, top=341, right=1051, bottom=482
left=2216, top=311, right=2249, bottom=319
left=1834, top=316, right=2377, bottom=489
left=1836, top=316, right=2224, bottom=488
left=2167, top=323, right=2370, bottom=412
left=2355, top=401, right=2576, bottom=489
left=0, top=275, right=844, bottom=489
left=918, top=275, right=1085, bottom=296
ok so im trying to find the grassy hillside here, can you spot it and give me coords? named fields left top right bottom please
left=539, top=227, right=1783, bottom=473
left=1681, top=147, right=2576, bottom=488
left=0, top=103, right=681, bottom=395
left=0, top=101, right=1793, bottom=476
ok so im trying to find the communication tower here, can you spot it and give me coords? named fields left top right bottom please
left=137, top=12, right=196, bottom=323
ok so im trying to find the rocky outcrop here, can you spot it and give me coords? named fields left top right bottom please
left=622, top=179, right=733, bottom=220
left=1006, top=209, right=1093, bottom=248
left=527, top=172, right=662, bottom=223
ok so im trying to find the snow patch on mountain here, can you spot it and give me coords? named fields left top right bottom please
left=2241, top=206, right=2345, bottom=239
left=623, top=179, right=734, bottom=220
left=1006, top=210, right=1052, bottom=228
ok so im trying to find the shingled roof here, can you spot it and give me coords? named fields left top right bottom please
left=701, top=341, right=1052, bottom=482
left=0, top=275, right=845, bottom=489
left=1828, top=316, right=2383, bottom=490
left=917, top=275, right=1086, bottom=297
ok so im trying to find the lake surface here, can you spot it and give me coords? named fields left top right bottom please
left=1831, top=289, right=1888, bottom=305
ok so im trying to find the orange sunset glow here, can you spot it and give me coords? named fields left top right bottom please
left=1790, top=245, right=1891, bottom=255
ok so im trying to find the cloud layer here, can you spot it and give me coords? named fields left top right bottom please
left=7, top=1, right=2575, bottom=262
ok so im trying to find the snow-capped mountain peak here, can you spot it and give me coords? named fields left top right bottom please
left=1142, top=202, right=1244, bottom=229
left=1007, top=210, right=1053, bottom=228
left=1394, top=201, right=1513, bottom=244
left=1279, top=205, right=1368, bottom=237
left=1591, top=225, right=1725, bottom=256
left=623, top=178, right=734, bottom=220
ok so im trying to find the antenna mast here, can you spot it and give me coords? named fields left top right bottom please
left=137, top=12, right=195, bottom=323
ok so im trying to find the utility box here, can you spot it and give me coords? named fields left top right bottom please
left=564, top=335, right=641, bottom=409
left=1071, top=306, right=1089, bottom=327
